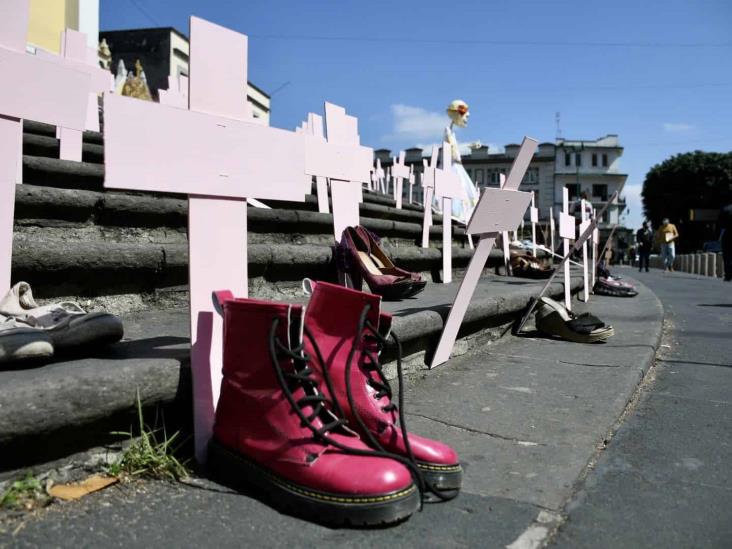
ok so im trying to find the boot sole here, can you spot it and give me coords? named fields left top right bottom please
left=418, top=461, right=463, bottom=501
left=208, top=440, right=420, bottom=526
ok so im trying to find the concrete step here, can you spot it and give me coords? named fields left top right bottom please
left=0, top=272, right=584, bottom=471
left=23, top=133, right=104, bottom=164
left=23, top=119, right=103, bottom=145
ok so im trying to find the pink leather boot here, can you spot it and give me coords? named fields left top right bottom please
left=304, top=281, right=463, bottom=500
left=208, top=291, right=420, bottom=525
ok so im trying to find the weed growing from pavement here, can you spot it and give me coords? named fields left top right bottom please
left=106, top=390, right=189, bottom=481
left=0, top=473, right=50, bottom=511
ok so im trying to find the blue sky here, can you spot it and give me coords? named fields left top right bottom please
left=101, top=0, right=732, bottom=229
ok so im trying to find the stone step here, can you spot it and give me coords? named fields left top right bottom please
left=20, top=154, right=444, bottom=230
left=11, top=234, right=488, bottom=310
left=23, top=119, right=103, bottom=145
left=0, top=273, right=584, bottom=471
left=23, top=133, right=104, bottom=164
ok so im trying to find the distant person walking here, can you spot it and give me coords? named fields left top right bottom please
left=636, top=221, right=653, bottom=272
left=720, top=204, right=732, bottom=282
left=656, top=218, right=679, bottom=271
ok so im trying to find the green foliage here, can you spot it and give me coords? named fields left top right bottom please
left=642, top=151, right=732, bottom=250
left=106, top=391, right=189, bottom=481
left=0, top=473, right=49, bottom=511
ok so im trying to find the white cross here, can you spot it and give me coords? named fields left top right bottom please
left=431, top=137, right=537, bottom=368
left=530, top=192, right=539, bottom=257
left=580, top=198, right=591, bottom=302
left=559, top=188, right=575, bottom=310
left=0, top=0, right=90, bottom=293
left=103, top=16, right=309, bottom=462
left=158, top=74, right=189, bottom=109
left=433, top=141, right=467, bottom=284
left=391, top=151, right=409, bottom=210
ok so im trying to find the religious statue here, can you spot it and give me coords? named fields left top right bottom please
left=121, top=59, right=153, bottom=101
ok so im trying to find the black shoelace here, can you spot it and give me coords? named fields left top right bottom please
left=343, top=304, right=453, bottom=502
left=268, top=317, right=426, bottom=506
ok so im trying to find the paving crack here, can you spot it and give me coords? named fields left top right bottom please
left=406, top=412, right=546, bottom=446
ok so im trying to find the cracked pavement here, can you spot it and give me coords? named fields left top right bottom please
left=1, top=273, right=665, bottom=548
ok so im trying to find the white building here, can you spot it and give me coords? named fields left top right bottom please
left=377, top=134, right=627, bottom=231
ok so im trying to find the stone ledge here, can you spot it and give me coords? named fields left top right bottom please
left=0, top=273, right=584, bottom=470
left=23, top=133, right=104, bottom=164
left=23, top=120, right=103, bottom=145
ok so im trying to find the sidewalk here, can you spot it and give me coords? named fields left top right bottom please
left=0, top=274, right=663, bottom=548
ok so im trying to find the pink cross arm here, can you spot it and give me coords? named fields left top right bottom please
left=430, top=137, right=538, bottom=369
left=104, top=94, right=306, bottom=200
left=159, top=74, right=189, bottom=109
left=465, top=187, right=532, bottom=235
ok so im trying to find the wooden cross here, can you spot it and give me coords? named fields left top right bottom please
left=430, top=137, right=537, bottom=368
left=158, top=74, right=189, bottom=109
left=33, top=28, right=112, bottom=161
left=391, top=151, right=409, bottom=210
left=103, top=17, right=309, bottom=462
left=0, top=0, right=90, bottom=293
left=304, top=102, right=371, bottom=240
left=433, top=142, right=466, bottom=284
left=580, top=198, right=591, bottom=302
left=421, top=146, right=438, bottom=248
left=530, top=192, right=538, bottom=257
left=558, top=188, right=577, bottom=310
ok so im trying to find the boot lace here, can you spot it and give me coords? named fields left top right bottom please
left=343, top=304, right=454, bottom=502
left=268, top=317, right=427, bottom=505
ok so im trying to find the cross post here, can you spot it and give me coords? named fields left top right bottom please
left=430, top=137, right=537, bottom=368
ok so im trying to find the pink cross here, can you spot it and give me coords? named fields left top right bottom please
left=103, top=16, right=308, bottom=462
left=33, top=28, right=113, bottom=161
left=529, top=192, right=539, bottom=257
left=297, top=112, right=329, bottom=214
left=433, top=142, right=467, bottom=284
left=0, top=0, right=90, bottom=293
left=303, top=102, right=371, bottom=240
left=408, top=164, right=416, bottom=204
left=158, top=74, right=189, bottom=109
left=420, top=146, right=439, bottom=248
left=374, top=158, right=386, bottom=194
left=431, top=137, right=537, bottom=368
left=579, top=198, right=591, bottom=302
left=390, top=151, right=409, bottom=209
left=559, top=188, right=575, bottom=310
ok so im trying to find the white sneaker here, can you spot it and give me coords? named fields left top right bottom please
left=0, top=314, right=54, bottom=364
left=0, top=282, right=123, bottom=351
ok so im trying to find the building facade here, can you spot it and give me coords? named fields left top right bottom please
left=376, top=134, right=627, bottom=231
left=100, top=27, right=271, bottom=123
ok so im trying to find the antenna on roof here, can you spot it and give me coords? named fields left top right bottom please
left=555, top=111, right=562, bottom=141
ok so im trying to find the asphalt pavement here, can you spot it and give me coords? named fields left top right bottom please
left=5, top=269, right=727, bottom=548
left=550, top=268, right=732, bottom=548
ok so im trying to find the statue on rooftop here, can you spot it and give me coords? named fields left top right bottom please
left=120, top=59, right=153, bottom=101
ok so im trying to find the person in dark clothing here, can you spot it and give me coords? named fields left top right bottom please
left=636, top=221, right=653, bottom=272
left=720, top=204, right=732, bottom=282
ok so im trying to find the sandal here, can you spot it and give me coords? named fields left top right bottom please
left=535, top=297, right=614, bottom=343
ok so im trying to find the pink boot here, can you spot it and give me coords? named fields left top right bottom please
left=304, top=281, right=463, bottom=500
left=208, top=291, right=420, bottom=525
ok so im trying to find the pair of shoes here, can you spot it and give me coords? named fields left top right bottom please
left=534, top=297, right=614, bottom=343
left=510, top=253, right=554, bottom=279
left=208, top=281, right=461, bottom=526
left=337, top=226, right=426, bottom=300
left=593, top=277, right=638, bottom=297
left=0, top=282, right=124, bottom=363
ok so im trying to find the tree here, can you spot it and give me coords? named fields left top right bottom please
left=642, top=151, right=732, bottom=252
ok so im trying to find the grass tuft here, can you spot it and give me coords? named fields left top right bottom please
left=106, top=390, right=189, bottom=481
left=0, top=473, right=49, bottom=511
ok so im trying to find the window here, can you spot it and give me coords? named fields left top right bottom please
left=592, top=184, right=608, bottom=201
left=575, top=153, right=582, bottom=167
left=474, top=169, right=484, bottom=186
left=602, top=210, right=610, bottom=223
left=489, top=168, right=506, bottom=186
left=568, top=184, right=581, bottom=200
left=592, top=153, right=598, bottom=167
left=522, top=167, right=539, bottom=184
left=602, top=153, right=608, bottom=167
left=564, top=153, right=571, bottom=166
